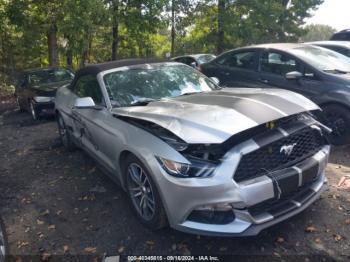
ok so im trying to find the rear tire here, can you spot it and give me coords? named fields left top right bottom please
left=322, top=104, right=350, bottom=145
left=16, top=96, right=25, bottom=113
left=57, top=113, right=76, bottom=151
left=124, top=154, right=167, bottom=230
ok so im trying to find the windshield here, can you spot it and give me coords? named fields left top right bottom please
left=289, top=46, right=350, bottom=73
left=103, top=64, right=217, bottom=107
left=29, top=69, right=74, bottom=85
left=197, top=54, right=216, bottom=64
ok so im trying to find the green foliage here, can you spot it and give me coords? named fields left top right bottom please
left=301, top=24, right=336, bottom=42
left=0, top=0, right=325, bottom=71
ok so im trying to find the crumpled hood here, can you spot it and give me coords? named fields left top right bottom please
left=112, top=88, right=319, bottom=144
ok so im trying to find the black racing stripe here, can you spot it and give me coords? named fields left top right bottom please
left=214, top=91, right=307, bottom=115
left=297, top=159, right=319, bottom=185
left=253, top=128, right=284, bottom=148
left=174, top=94, right=285, bottom=124
left=268, top=168, right=299, bottom=196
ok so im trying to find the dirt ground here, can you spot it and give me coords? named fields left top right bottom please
left=0, top=99, right=350, bottom=262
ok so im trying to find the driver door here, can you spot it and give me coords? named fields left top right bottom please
left=258, top=50, right=320, bottom=100
left=71, top=75, right=115, bottom=170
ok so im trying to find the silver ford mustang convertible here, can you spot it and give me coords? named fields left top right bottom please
left=55, top=59, right=330, bottom=236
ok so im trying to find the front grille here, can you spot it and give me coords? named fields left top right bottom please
left=234, top=127, right=325, bottom=182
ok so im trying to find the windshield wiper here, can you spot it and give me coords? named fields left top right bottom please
left=323, top=69, right=350, bottom=74
left=178, top=91, right=204, bottom=96
left=130, top=97, right=156, bottom=106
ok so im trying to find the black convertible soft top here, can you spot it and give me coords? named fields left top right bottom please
left=75, top=58, right=167, bottom=79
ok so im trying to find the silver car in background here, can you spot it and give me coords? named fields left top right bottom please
left=55, top=59, right=330, bottom=236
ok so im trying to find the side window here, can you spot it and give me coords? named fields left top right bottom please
left=217, top=51, right=256, bottom=70
left=261, top=52, right=300, bottom=75
left=326, top=46, right=350, bottom=57
left=73, top=75, right=105, bottom=105
left=185, top=57, right=196, bottom=66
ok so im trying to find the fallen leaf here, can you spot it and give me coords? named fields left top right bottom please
left=37, top=219, right=44, bottom=225
left=118, top=246, right=125, bottom=253
left=305, top=226, right=317, bottom=233
left=337, top=175, right=350, bottom=189
left=63, top=245, right=69, bottom=253
left=276, top=237, right=284, bottom=243
left=333, top=234, right=343, bottom=242
left=84, top=247, right=97, bottom=253
left=40, top=210, right=50, bottom=216
left=41, top=252, right=51, bottom=261
left=48, top=225, right=56, bottom=230
left=314, top=238, right=322, bottom=244
left=17, top=241, right=29, bottom=249
left=146, top=241, right=155, bottom=245
left=345, top=219, right=350, bottom=225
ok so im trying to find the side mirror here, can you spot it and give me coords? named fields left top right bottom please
left=285, top=71, right=303, bottom=80
left=73, top=97, right=96, bottom=109
left=210, top=77, right=220, bottom=85
left=190, top=61, right=197, bottom=68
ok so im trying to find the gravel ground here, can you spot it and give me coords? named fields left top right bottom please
left=0, top=103, right=349, bottom=261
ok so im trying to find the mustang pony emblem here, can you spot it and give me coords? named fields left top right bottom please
left=280, top=143, right=297, bottom=156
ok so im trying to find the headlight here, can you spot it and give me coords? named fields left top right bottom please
left=156, top=156, right=216, bottom=178
left=33, top=96, right=54, bottom=103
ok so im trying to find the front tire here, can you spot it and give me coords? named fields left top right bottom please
left=124, top=155, right=167, bottom=230
left=57, top=113, right=75, bottom=151
left=0, top=217, right=8, bottom=262
left=30, top=100, right=40, bottom=120
left=322, top=104, right=350, bottom=145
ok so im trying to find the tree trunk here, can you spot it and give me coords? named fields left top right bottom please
left=111, top=1, right=119, bottom=60
left=171, top=0, right=175, bottom=57
left=111, top=24, right=119, bottom=60
left=217, top=0, right=225, bottom=54
left=47, top=23, right=58, bottom=67
left=65, top=36, right=73, bottom=68
left=66, top=49, right=73, bottom=68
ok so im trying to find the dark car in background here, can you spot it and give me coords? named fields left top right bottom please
left=200, top=43, right=350, bottom=145
left=331, top=29, right=350, bottom=41
left=171, top=54, right=216, bottom=69
left=0, top=217, right=7, bottom=262
left=306, top=41, right=350, bottom=57
left=15, top=67, right=74, bottom=120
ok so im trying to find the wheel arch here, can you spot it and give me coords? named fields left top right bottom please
left=118, top=150, right=135, bottom=189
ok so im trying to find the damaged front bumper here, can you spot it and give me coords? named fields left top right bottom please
left=153, top=145, right=330, bottom=237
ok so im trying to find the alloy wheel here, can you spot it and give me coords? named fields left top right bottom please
left=127, top=163, right=156, bottom=221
